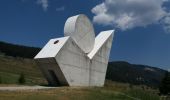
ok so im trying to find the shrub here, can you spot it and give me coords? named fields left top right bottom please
left=159, top=71, right=170, bottom=95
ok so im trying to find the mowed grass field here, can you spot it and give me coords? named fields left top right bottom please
left=0, top=56, right=160, bottom=100
left=0, top=81, right=160, bottom=100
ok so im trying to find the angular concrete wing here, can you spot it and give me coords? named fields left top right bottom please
left=34, top=14, right=115, bottom=87
left=88, top=30, right=114, bottom=86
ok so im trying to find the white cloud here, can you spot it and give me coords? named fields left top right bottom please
left=92, top=0, right=170, bottom=32
left=56, top=6, right=65, bottom=12
left=161, top=13, right=170, bottom=33
left=37, top=0, right=48, bottom=11
left=167, top=67, right=170, bottom=72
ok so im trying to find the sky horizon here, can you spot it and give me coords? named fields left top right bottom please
left=0, top=0, right=170, bottom=70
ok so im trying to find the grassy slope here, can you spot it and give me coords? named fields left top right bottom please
left=0, top=56, right=161, bottom=100
left=0, top=56, right=46, bottom=85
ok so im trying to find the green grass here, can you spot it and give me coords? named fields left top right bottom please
left=125, top=89, right=160, bottom=100
left=0, top=83, right=160, bottom=100
left=0, top=56, right=47, bottom=85
left=0, top=72, right=19, bottom=84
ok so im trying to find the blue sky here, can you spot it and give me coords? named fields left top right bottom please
left=0, top=0, right=170, bottom=70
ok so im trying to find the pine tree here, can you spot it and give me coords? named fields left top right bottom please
left=0, top=76, right=2, bottom=84
left=159, top=71, right=170, bottom=95
left=18, top=73, right=26, bottom=84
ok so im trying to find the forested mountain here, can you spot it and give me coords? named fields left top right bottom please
left=107, top=61, right=167, bottom=88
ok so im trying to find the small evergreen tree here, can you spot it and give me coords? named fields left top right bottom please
left=0, top=76, right=2, bottom=84
left=129, top=84, right=133, bottom=89
left=18, top=73, right=25, bottom=84
left=159, top=71, right=170, bottom=95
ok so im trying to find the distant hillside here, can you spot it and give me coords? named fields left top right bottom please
left=0, top=41, right=40, bottom=58
left=107, top=61, right=167, bottom=88
left=0, top=41, right=167, bottom=87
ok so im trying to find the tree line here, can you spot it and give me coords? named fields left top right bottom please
left=0, top=41, right=41, bottom=58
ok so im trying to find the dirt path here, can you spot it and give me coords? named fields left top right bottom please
left=0, top=86, right=56, bottom=91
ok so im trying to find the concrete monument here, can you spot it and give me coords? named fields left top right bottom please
left=34, top=14, right=114, bottom=86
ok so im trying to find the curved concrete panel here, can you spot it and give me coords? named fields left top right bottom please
left=64, top=14, right=95, bottom=53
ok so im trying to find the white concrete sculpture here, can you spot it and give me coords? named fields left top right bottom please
left=34, top=14, right=114, bottom=86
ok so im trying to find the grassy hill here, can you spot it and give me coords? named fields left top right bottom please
left=0, top=56, right=46, bottom=85
left=0, top=55, right=167, bottom=88
left=0, top=56, right=162, bottom=100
